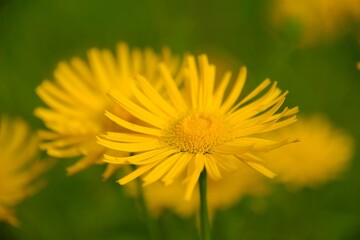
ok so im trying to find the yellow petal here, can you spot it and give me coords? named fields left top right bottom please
left=135, top=75, right=178, bottom=118
left=108, top=88, right=166, bottom=129
left=159, top=63, right=187, bottom=112
left=186, top=55, right=199, bottom=108
left=105, top=111, right=162, bottom=136
left=97, top=136, right=160, bottom=152
left=142, top=154, right=179, bottom=185
left=103, top=148, right=167, bottom=164
left=184, top=154, right=204, bottom=201
left=162, top=153, right=192, bottom=185
left=118, top=162, right=159, bottom=185
left=236, top=154, right=276, bottom=178
left=213, top=71, right=232, bottom=109
left=67, top=151, right=104, bottom=175
left=219, top=66, right=247, bottom=114
left=101, top=132, right=157, bottom=143
left=204, top=155, right=222, bottom=180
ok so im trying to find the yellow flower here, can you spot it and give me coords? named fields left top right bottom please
left=126, top=162, right=268, bottom=218
left=0, top=116, right=50, bottom=226
left=271, top=0, right=360, bottom=45
left=263, top=115, right=354, bottom=188
left=35, top=42, right=179, bottom=178
left=99, top=54, right=298, bottom=200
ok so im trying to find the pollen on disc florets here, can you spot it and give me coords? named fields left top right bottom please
left=165, top=112, right=228, bottom=154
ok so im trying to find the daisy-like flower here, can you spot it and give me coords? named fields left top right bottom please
left=263, top=115, right=354, bottom=188
left=99, top=54, right=298, bottom=200
left=271, top=0, right=360, bottom=45
left=35, top=42, right=179, bottom=178
left=0, top=116, right=50, bottom=226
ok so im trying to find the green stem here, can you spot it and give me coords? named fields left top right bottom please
left=132, top=165, right=159, bottom=240
left=199, top=169, right=211, bottom=240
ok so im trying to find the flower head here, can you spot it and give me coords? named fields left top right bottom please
left=0, top=116, right=50, bottom=226
left=263, top=115, right=354, bottom=188
left=99, top=54, right=298, bottom=200
left=35, top=42, right=179, bottom=178
left=271, top=0, right=360, bottom=45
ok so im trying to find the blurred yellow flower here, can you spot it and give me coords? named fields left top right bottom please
left=126, top=162, right=268, bottom=218
left=264, top=115, right=354, bottom=188
left=271, top=0, right=360, bottom=45
left=35, top=42, right=179, bottom=179
left=0, top=116, right=50, bottom=226
left=99, top=54, right=298, bottom=200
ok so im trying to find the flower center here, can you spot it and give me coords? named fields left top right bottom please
left=166, top=112, right=227, bottom=154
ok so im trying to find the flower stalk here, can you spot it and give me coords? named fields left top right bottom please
left=199, top=169, right=211, bottom=240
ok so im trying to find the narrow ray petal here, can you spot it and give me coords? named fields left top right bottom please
left=108, top=88, right=166, bottom=129
left=67, top=151, right=103, bottom=175
left=213, top=71, right=232, bottom=109
left=204, top=155, right=222, bottom=180
left=238, top=79, right=271, bottom=106
left=186, top=56, right=199, bottom=108
left=212, top=153, right=240, bottom=172
left=220, top=67, right=247, bottom=113
left=88, top=48, right=112, bottom=93
left=129, top=80, right=171, bottom=120
left=236, top=154, right=276, bottom=178
left=159, top=63, right=187, bottom=112
left=142, top=154, right=179, bottom=185
left=103, top=148, right=168, bottom=164
left=162, top=153, right=193, bottom=185
left=184, top=154, right=204, bottom=200
left=101, top=132, right=157, bottom=143
left=127, top=148, right=177, bottom=165
left=97, top=137, right=160, bottom=152
left=47, top=147, right=81, bottom=158
left=135, top=75, right=178, bottom=117
left=105, top=111, right=162, bottom=136
left=118, top=162, right=159, bottom=185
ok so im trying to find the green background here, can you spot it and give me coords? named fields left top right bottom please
left=0, top=0, right=359, bottom=239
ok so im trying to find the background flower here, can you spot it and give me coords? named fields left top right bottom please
left=263, top=114, right=354, bottom=188
left=0, top=116, right=50, bottom=227
left=35, top=43, right=179, bottom=178
left=270, top=0, right=360, bottom=46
